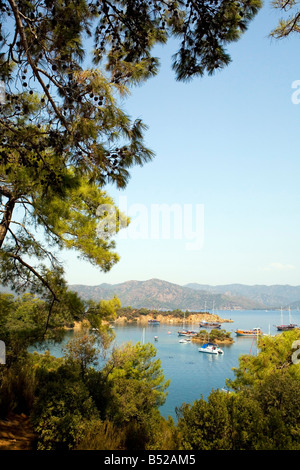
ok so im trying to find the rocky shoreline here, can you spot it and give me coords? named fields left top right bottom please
left=70, top=312, right=235, bottom=344
left=113, top=312, right=234, bottom=325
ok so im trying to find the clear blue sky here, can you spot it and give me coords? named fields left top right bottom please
left=62, top=2, right=300, bottom=287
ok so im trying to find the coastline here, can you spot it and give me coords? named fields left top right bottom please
left=68, top=313, right=234, bottom=345
left=113, top=312, right=234, bottom=325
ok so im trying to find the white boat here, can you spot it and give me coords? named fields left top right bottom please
left=198, top=342, right=224, bottom=355
left=179, top=338, right=191, bottom=343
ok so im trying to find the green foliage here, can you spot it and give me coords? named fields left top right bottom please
left=196, top=328, right=232, bottom=343
left=30, top=350, right=64, bottom=372
left=3, top=324, right=300, bottom=450
left=0, top=0, right=261, bottom=307
left=178, top=391, right=232, bottom=450
left=178, top=385, right=296, bottom=450
left=0, top=291, right=85, bottom=363
left=31, top=361, right=99, bottom=450
left=1, top=293, right=46, bottom=345
left=63, top=330, right=100, bottom=376
left=145, top=414, right=180, bottom=451
left=0, top=0, right=262, bottom=88
left=76, top=419, right=126, bottom=450
left=178, top=330, right=300, bottom=450
left=227, top=329, right=300, bottom=390
left=0, top=329, right=172, bottom=450
left=87, top=296, right=121, bottom=327
left=29, top=339, right=172, bottom=450
left=86, top=296, right=120, bottom=358
left=248, top=371, right=300, bottom=449
left=103, top=341, right=170, bottom=423
left=0, top=357, right=36, bottom=417
left=270, top=0, right=300, bottom=38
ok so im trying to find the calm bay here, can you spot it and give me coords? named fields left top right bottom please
left=32, top=309, right=300, bottom=420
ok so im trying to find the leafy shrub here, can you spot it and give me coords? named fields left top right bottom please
left=76, top=420, right=125, bottom=450
left=0, top=359, right=36, bottom=418
left=31, top=363, right=99, bottom=450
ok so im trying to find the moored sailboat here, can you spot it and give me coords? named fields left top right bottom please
left=199, top=301, right=221, bottom=328
left=275, top=307, right=297, bottom=331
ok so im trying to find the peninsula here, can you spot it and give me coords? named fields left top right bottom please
left=113, top=307, right=233, bottom=325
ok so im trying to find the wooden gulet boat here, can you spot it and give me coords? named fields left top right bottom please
left=235, top=328, right=262, bottom=337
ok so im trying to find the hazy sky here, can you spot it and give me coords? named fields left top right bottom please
left=62, top=2, right=300, bottom=287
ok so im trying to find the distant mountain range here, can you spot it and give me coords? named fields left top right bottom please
left=185, top=283, right=300, bottom=309
left=69, top=279, right=300, bottom=311
left=2, top=278, right=299, bottom=311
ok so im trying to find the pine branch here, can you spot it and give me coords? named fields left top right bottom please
left=4, top=251, right=59, bottom=301
left=7, top=0, right=69, bottom=128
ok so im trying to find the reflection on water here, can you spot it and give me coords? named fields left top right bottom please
left=30, top=310, right=299, bottom=420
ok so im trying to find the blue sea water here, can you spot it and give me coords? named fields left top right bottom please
left=32, top=309, right=300, bottom=421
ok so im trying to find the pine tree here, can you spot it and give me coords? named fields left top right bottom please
left=0, top=0, right=261, bottom=328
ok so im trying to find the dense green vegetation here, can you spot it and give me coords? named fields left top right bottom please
left=0, top=292, right=177, bottom=449
left=194, top=328, right=233, bottom=343
left=115, top=306, right=194, bottom=320
left=1, top=293, right=300, bottom=450
left=0, top=0, right=261, bottom=324
left=178, top=329, right=300, bottom=450
left=1, top=0, right=300, bottom=451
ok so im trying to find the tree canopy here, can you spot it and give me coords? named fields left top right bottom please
left=0, top=0, right=262, bottom=330
left=102, top=341, right=170, bottom=425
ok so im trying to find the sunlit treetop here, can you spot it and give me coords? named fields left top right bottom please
left=0, top=0, right=262, bottom=187
left=0, top=0, right=261, bottom=325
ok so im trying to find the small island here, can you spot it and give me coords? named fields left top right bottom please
left=191, top=328, right=234, bottom=345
